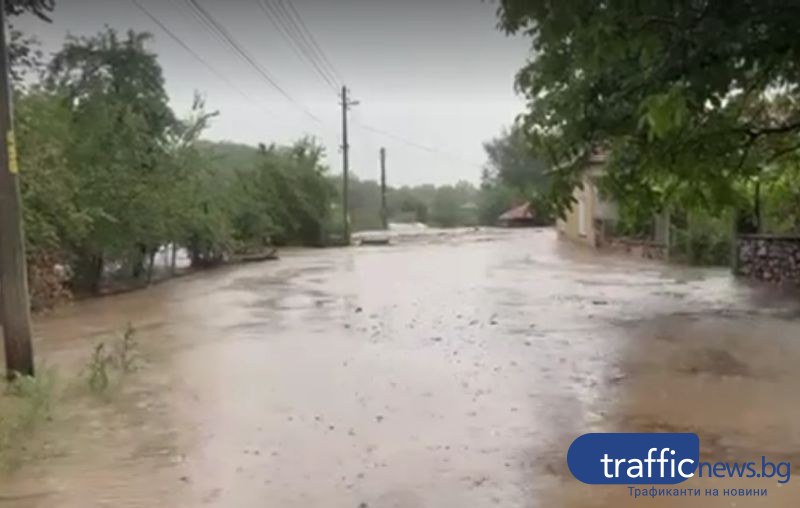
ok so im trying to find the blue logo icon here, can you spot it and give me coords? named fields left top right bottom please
left=567, top=433, right=700, bottom=485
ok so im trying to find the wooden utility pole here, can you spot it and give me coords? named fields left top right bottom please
left=340, top=86, right=358, bottom=245
left=0, top=0, right=35, bottom=378
left=340, top=86, right=350, bottom=244
left=380, top=147, right=388, bottom=230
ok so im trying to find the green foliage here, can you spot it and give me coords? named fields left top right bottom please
left=337, top=178, right=478, bottom=230
left=8, top=30, right=45, bottom=85
left=13, top=28, right=336, bottom=298
left=5, top=0, right=54, bottom=21
left=0, top=370, right=55, bottom=465
left=478, top=124, right=552, bottom=225
left=86, top=343, right=111, bottom=393
left=483, top=124, right=549, bottom=192
left=497, top=0, right=800, bottom=216
left=212, top=138, right=335, bottom=248
left=670, top=211, right=733, bottom=266
left=42, top=29, right=179, bottom=288
left=761, top=161, right=800, bottom=234
left=387, top=184, right=436, bottom=225
left=430, top=182, right=478, bottom=227
left=345, top=178, right=384, bottom=230
left=113, top=323, right=139, bottom=373
left=17, top=89, right=88, bottom=258
left=478, top=180, right=516, bottom=225
left=86, top=324, right=141, bottom=393
left=4, top=371, right=54, bottom=420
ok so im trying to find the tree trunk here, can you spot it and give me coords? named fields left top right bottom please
left=146, top=249, right=156, bottom=285
left=72, top=252, right=104, bottom=294
left=170, top=243, right=177, bottom=275
left=132, top=244, right=147, bottom=280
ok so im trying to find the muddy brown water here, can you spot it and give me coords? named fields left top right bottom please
left=1, top=228, right=800, bottom=507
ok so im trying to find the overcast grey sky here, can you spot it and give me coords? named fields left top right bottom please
left=15, top=0, right=530, bottom=186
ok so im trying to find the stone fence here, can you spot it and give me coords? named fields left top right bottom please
left=608, top=237, right=667, bottom=260
left=735, top=234, right=800, bottom=284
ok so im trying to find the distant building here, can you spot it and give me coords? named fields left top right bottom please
left=498, top=202, right=538, bottom=227
left=556, top=151, right=619, bottom=247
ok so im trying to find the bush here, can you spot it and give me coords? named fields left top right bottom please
left=670, top=211, right=733, bottom=266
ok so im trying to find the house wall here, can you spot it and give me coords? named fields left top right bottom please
left=557, top=170, right=600, bottom=247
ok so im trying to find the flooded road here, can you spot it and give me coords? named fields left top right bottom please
left=2, top=228, right=800, bottom=507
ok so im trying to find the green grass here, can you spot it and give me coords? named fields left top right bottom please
left=0, top=323, right=142, bottom=468
left=0, top=369, right=56, bottom=467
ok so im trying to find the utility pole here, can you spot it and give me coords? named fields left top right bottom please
left=380, top=147, right=388, bottom=230
left=340, top=85, right=358, bottom=245
left=0, top=0, right=35, bottom=378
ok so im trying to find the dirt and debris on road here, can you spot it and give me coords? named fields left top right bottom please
left=1, top=228, right=799, bottom=507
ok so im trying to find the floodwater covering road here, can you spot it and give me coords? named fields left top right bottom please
left=2, top=228, right=800, bottom=507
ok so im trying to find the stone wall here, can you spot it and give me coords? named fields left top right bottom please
left=608, top=237, right=667, bottom=260
left=736, top=235, right=800, bottom=284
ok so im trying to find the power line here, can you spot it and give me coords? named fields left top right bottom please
left=269, top=0, right=339, bottom=88
left=264, top=2, right=479, bottom=172
left=182, top=0, right=295, bottom=105
left=145, top=0, right=476, bottom=172
left=354, top=121, right=485, bottom=169
left=131, top=0, right=269, bottom=111
left=183, top=0, right=321, bottom=122
left=282, top=0, right=344, bottom=85
left=252, top=0, right=339, bottom=94
left=175, top=0, right=239, bottom=58
left=273, top=0, right=343, bottom=87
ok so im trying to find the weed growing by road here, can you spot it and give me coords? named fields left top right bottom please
left=86, top=323, right=140, bottom=393
left=113, top=323, right=139, bottom=373
left=0, top=324, right=143, bottom=468
left=87, top=343, right=111, bottom=392
left=0, top=370, right=56, bottom=467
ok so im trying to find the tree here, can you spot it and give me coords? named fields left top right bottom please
left=477, top=179, right=515, bottom=226
left=497, top=0, right=800, bottom=215
left=344, top=177, right=383, bottom=231
left=221, top=137, right=334, bottom=250
left=46, top=29, right=177, bottom=290
left=160, top=95, right=221, bottom=271
left=430, top=182, right=478, bottom=227
left=6, top=0, right=54, bottom=21
left=7, top=0, right=53, bottom=83
left=483, top=124, right=549, bottom=193
left=387, top=186, right=429, bottom=224
left=480, top=123, right=552, bottom=223
left=16, top=89, right=85, bottom=257
left=12, top=25, right=342, bottom=299
left=16, top=88, right=88, bottom=307
left=761, top=157, right=800, bottom=233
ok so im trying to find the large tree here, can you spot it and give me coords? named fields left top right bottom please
left=480, top=124, right=552, bottom=223
left=483, top=124, right=549, bottom=193
left=7, top=1, right=55, bottom=84
left=497, top=0, right=800, bottom=215
left=46, top=29, right=177, bottom=289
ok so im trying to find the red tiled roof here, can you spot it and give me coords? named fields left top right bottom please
left=498, top=203, right=535, bottom=221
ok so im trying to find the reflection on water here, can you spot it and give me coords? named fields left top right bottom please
left=1, top=228, right=799, bottom=507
